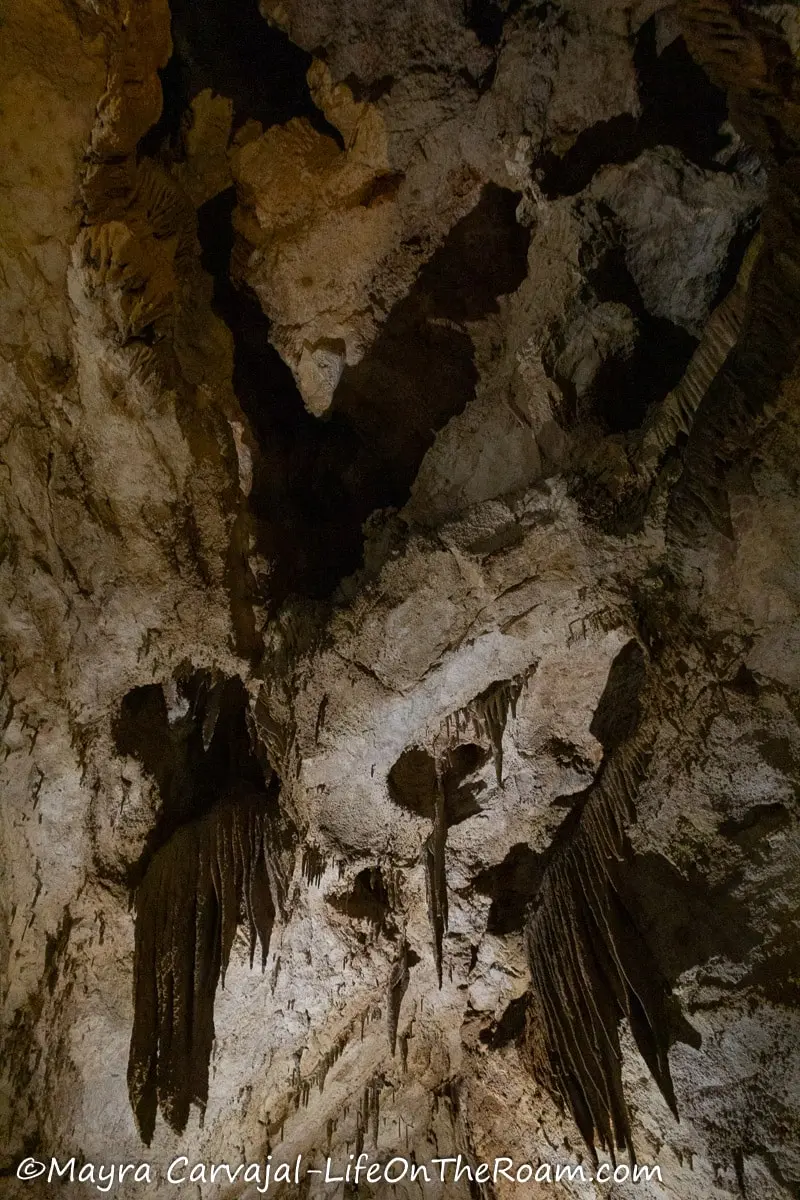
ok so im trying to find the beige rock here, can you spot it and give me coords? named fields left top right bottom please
left=1, top=2, right=799, bottom=1197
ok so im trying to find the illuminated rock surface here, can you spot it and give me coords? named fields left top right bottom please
left=1, top=2, right=799, bottom=1197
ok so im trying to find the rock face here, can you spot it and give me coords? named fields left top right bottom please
left=1, top=1, right=799, bottom=1197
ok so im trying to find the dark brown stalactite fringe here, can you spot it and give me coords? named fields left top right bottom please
left=663, top=4, right=800, bottom=554
left=522, top=732, right=677, bottom=1165
left=128, top=788, right=282, bottom=1145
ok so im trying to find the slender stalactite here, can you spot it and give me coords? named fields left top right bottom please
left=128, top=786, right=284, bottom=1144
left=387, top=940, right=410, bottom=1056
left=425, top=766, right=449, bottom=988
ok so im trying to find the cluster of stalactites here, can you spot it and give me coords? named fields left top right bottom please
left=444, top=673, right=527, bottom=785
left=523, top=734, right=677, bottom=1164
left=127, top=788, right=282, bottom=1145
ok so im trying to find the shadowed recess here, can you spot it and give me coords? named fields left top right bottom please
left=539, top=17, right=733, bottom=198
left=474, top=842, right=546, bottom=935
left=465, top=0, right=527, bottom=48
left=589, top=639, right=646, bottom=754
left=620, top=852, right=760, bottom=987
left=197, top=184, right=530, bottom=602
left=113, top=671, right=268, bottom=885
left=327, top=867, right=393, bottom=931
left=388, top=743, right=489, bottom=825
left=139, top=0, right=342, bottom=158
left=582, top=246, right=698, bottom=433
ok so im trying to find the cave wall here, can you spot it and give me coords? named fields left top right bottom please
left=1, top=1, right=799, bottom=1197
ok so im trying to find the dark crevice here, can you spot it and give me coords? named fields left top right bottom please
left=327, top=868, right=393, bottom=931
left=139, top=0, right=343, bottom=161
left=388, top=743, right=491, bottom=827
left=465, top=0, right=528, bottom=48
left=481, top=992, right=529, bottom=1047
left=589, top=640, right=646, bottom=755
left=197, top=183, right=530, bottom=603
left=112, top=670, right=268, bottom=888
left=577, top=245, right=698, bottom=433
left=343, top=73, right=395, bottom=104
left=538, top=18, right=733, bottom=198
left=474, top=842, right=546, bottom=935
left=708, top=214, right=761, bottom=313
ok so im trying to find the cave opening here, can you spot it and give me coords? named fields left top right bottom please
left=327, top=867, right=394, bottom=931
left=465, top=0, right=528, bottom=48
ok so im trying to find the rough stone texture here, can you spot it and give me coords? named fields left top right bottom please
left=1, top=1, right=799, bottom=1198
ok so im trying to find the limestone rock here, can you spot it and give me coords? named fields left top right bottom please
left=1, top=2, right=799, bottom=1198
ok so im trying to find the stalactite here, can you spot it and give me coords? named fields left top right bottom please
left=399, top=1031, right=409, bottom=1073
left=523, top=732, right=676, bottom=1165
left=636, top=237, right=760, bottom=483
left=354, top=1075, right=383, bottom=1154
left=387, top=940, right=410, bottom=1056
left=668, top=161, right=800, bottom=553
left=472, top=675, right=524, bottom=784
left=270, top=997, right=384, bottom=1125
left=302, top=844, right=326, bottom=887
left=127, top=787, right=283, bottom=1145
left=369, top=1076, right=382, bottom=1146
left=446, top=673, right=527, bottom=785
left=425, top=767, right=449, bottom=987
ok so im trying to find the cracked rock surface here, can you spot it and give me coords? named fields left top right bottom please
left=1, top=1, right=799, bottom=1197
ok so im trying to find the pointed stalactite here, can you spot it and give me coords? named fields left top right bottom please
left=302, top=844, right=326, bottom=887
left=425, top=765, right=449, bottom=987
left=522, top=733, right=677, bottom=1165
left=448, top=673, right=527, bottom=785
left=127, top=787, right=283, bottom=1145
left=369, top=1076, right=382, bottom=1147
left=387, top=940, right=410, bottom=1056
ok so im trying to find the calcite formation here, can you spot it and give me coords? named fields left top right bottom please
left=1, top=1, right=799, bottom=1198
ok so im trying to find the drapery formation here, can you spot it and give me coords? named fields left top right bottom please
left=128, top=788, right=283, bottom=1144
left=523, top=733, right=676, bottom=1164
